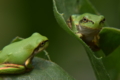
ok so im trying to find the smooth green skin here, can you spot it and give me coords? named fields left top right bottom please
left=0, top=32, right=48, bottom=74
left=71, top=13, right=105, bottom=30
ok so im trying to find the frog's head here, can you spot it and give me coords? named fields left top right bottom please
left=78, top=13, right=105, bottom=29
left=25, top=32, right=48, bottom=66
left=28, top=32, right=49, bottom=54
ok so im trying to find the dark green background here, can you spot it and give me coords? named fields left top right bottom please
left=0, top=0, right=119, bottom=80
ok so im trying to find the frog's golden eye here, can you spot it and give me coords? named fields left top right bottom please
left=80, top=17, right=94, bottom=24
left=80, top=17, right=89, bottom=23
left=100, top=18, right=105, bottom=23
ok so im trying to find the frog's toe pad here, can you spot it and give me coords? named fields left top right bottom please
left=76, top=33, right=82, bottom=37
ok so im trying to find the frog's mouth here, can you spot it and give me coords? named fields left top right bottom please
left=25, top=40, right=49, bottom=67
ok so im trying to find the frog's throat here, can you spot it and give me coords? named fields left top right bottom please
left=77, top=25, right=102, bottom=35
left=78, top=24, right=102, bottom=30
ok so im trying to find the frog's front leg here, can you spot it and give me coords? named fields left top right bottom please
left=0, top=64, right=28, bottom=74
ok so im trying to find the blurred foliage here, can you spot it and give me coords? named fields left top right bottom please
left=0, top=0, right=120, bottom=80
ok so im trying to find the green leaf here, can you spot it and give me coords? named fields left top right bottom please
left=102, top=46, right=120, bottom=80
left=99, top=27, right=120, bottom=55
left=99, top=27, right=120, bottom=80
left=53, top=0, right=111, bottom=80
left=0, top=57, right=75, bottom=80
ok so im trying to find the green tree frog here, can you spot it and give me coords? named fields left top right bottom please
left=67, top=13, right=105, bottom=50
left=0, top=32, right=48, bottom=74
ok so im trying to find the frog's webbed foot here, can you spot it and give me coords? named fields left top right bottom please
left=67, top=16, right=72, bottom=29
left=92, top=35, right=100, bottom=46
left=75, top=32, right=83, bottom=38
left=90, top=35, right=100, bottom=51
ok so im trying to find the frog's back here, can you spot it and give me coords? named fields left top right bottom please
left=0, top=33, right=48, bottom=64
left=0, top=39, right=34, bottom=64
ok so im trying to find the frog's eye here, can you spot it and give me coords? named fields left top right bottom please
left=80, top=17, right=94, bottom=24
left=34, top=40, right=48, bottom=53
left=80, top=17, right=89, bottom=23
left=40, top=41, right=47, bottom=47
left=100, top=18, right=105, bottom=23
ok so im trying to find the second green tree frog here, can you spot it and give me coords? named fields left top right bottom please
left=0, top=32, right=48, bottom=74
left=67, top=13, right=105, bottom=50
